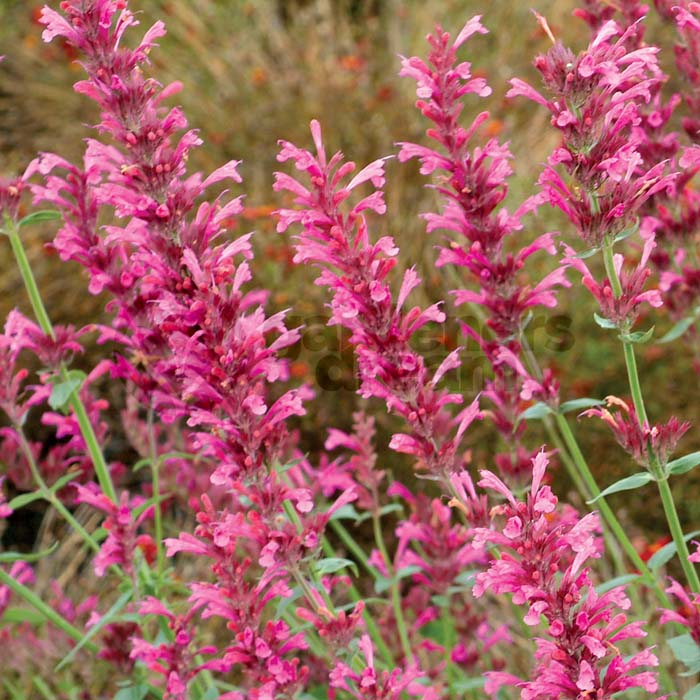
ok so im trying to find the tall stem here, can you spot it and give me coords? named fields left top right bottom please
left=371, top=511, right=414, bottom=665
left=603, top=240, right=700, bottom=594
left=3, top=216, right=117, bottom=503
left=0, top=567, right=97, bottom=650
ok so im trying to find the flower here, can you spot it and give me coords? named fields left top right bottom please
left=581, top=395, right=690, bottom=468
left=276, top=120, right=481, bottom=478
left=563, top=236, right=663, bottom=327
left=474, top=450, right=658, bottom=698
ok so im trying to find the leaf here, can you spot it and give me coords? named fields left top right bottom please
left=18, top=210, right=62, bottom=228
left=685, top=684, right=700, bottom=700
left=374, top=565, right=422, bottom=594
left=593, top=312, right=618, bottom=330
left=55, top=589, right=132, bottom=671
left=452, top=679, right=486, bottom=692
left=1, top=606, right=46, bottom=625
left=7, top=490, right=44, bottom=510
left=329, top=504, right=361, bottom=522
left=356, top=503, right=403, bottom=523
left=667, top=452, right=700, bottom=477
left=586, top=472, right=655, bottom=503
left=48, top=371, right=85, bottom=411
left=314, top=557, right=358, bottom=577
left=0, top=543, right=58, bottom=563
left=659, top=316, right=696, bottom=344
left=648, top=529, right=700, bottom=571
left=613, top=226, right=638, bottom=244
left=49, top=471, right=82, bottom=494
left=559, top=398, right=604, bottom=414
left=572, top=245, right=600, bottom=260
left=594, top=573, right=640, bottom=595
left=621, top=326, right=654, bottom=344
left=518, top=402, right=552, bottom=421
left=668, top=634, right=700, bottom=676
left=113, top=684, right=149, bottom=700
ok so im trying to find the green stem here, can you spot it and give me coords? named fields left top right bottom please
left=371, top=511, right=414, bottom=665
left=15, top=426, right=100, bottom=555
left=0, top=567, right=97, bottom=650
left=330, top=520, right=383, bottom=580
left=4, top=216, right=117, bottom=503
left=658, top=476, right=700, bottom=592
left=603, top=240, right=700, bottom=594
left=320, top=536, right=395, bottom=666
left=147, top=409, right=165, bottom=576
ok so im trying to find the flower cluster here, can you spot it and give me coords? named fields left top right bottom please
left=275, top=119, right=481, bottom=480
left=509, top=18, right=675, bottom=248
left=582, top=395, right=690, bottom=468
left=474, top=451, right=659, bottom=698
left=397, top=18, right=568, bottom=484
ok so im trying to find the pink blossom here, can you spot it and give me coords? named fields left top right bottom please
left=474, top=450, right=658, bottom=698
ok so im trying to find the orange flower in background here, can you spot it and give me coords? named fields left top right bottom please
left=339, top=54, right=364, bottom=72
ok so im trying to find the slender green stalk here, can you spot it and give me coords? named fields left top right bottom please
left=555, top=414, right=670, bottom=603
left=330, top=520, right=382, bottom=579
left=371, top=511, right=414, bottom=665
left=15, top=426, right=100, bottom=555
left=320, top=536, right=395, bottom=666
left=3, top=216, right=117, bottom=503
left=603, top=240, right=700, bottom=594
left=0, top=567, right=97, bottom=650
left=146, top=409, right=165, bottom=576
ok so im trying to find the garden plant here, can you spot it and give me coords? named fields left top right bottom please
left=5, top=0, right=700, bottom=698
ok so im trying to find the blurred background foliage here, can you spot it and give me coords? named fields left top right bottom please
left=1, top=0, right=698, bottom=550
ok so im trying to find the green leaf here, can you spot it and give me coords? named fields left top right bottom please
left=593, top=312, right=618, bottom=330
left=374, top=565, right=422, bottom=594
left=0, top=543, right=58, bottom=563
left=594, top=573, right=640, bottom=595
left=452, top=679, right=486, bottom=693
left=7, top=490, right=44, bottom=510
left=49, top=471, right=82, bottom=494
left=314, top=557, right=359, bottom=577
left=572, top=245, right=600, bottom=260
left=329, top=504, right=361, bottom=522
left=113, top=684, right=149, bottom=700
left=621, top=326, right=654, bottom=344
left=559, top=398, right=604, bottom=414
left=586, top=472, right=654, bottom=503
left=18, top=210, right=62, bottom=228
left=685, top=684, right=700, bottom=700
left=613, top=225, right=638, bottom=244
left=55, top=589, right=132, bottom=671
left=659, top=316, right=696, bottom=344
left=667, top=451, right=700, bottom=477
left=1, top=606, right=46, bottom=626
left=648, top=529, right=700, bottom=571
left=48, top=371, right=85, bottom=411
left=356, top=503, right=403, bottom=523
left=202, top=688, right=219, bottom=700
left=518, top=402, right=552, bottom=421
left=669, top=634, right=700, bottom=676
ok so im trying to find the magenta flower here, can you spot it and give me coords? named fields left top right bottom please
left=329, top=634, right=439, bottom=700
left=581, top=395, right=690, bottom=468
left=396, top=18, right=570, bottom=484
left=563, top=236, right=663, bottom=327
left=473, top=450, right=658, bottom=698
left=275, top=119, right=481, bottom=479
left=131, top=598, right=230, bottom=700
left=75, top=483, right=154, bottom=576
left=509, top=18, right=676, bottom=248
